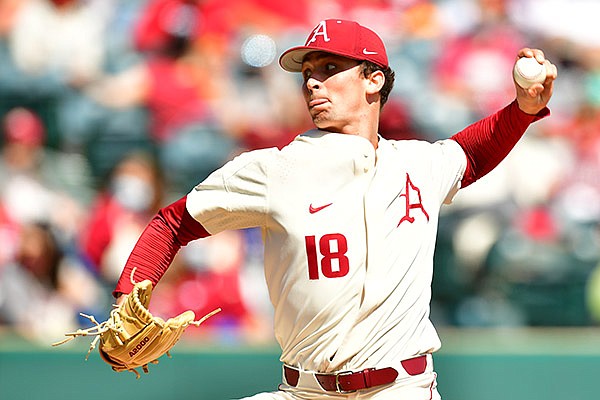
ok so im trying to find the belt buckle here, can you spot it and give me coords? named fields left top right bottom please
left=334, top=370, right=355, bottom=394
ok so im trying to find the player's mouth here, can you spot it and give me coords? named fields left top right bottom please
left=308, top=98, right=329, bottom=111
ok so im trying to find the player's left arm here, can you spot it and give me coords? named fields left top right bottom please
left=113, top=196, right=211, bottom=299
left=450, top=48, right=558, bottom=188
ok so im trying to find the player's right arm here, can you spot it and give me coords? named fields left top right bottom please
left=450, top=100, right=548, bottom=188
left=449, top=48, right=557, bottom=189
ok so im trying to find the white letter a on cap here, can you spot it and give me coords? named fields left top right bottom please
left=306, top=20, right=330, bottom=44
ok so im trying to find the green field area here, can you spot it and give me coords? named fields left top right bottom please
left=1, top=328, right=599, bottom=400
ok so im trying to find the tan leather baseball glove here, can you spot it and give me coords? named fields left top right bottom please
left=52, top=273, right=220, bottom=378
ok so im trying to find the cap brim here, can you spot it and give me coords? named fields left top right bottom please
left=279, top=46, right=369, bottom=72
left=279, top=45, right=386, bottom=73
left=278, top=47, right=315, bottom=72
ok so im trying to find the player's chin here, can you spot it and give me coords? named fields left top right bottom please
left=310, top=111, right=331, bottom=128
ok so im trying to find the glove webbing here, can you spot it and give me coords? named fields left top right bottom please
left=52, top=268, right=150, bottom=352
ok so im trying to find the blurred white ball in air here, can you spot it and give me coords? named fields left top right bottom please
left=241, top=34, right=277, bottom=68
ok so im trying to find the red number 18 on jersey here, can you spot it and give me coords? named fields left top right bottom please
left=305, top=234, right=350, bottom=280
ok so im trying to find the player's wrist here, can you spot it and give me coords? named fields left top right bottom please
left=114, top=292, right=128, bottom=306
left=514, top=99, right=551, bottom=121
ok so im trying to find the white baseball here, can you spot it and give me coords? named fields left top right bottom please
left=513, top=57, right=547, bottom=89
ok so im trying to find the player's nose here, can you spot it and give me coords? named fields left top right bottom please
left=305, top=76, right=321, bottom=92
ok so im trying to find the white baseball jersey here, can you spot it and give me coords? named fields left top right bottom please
left=186, top=130, right=466, bottom=373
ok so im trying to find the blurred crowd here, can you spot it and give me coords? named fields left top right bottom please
left=0, top=0, right=599, bottom=345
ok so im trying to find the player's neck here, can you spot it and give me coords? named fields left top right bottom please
left=341, top=119, right=379, bottom=149
left=321, top=113, right=379, bottom=148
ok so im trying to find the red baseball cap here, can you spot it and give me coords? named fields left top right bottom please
left=279, top=19, right=389, bottom=72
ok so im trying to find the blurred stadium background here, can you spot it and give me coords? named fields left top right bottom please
left=0, top=0, right=599, bottom=399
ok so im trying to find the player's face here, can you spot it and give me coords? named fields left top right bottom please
left=301, top=52, right=367, bottom=133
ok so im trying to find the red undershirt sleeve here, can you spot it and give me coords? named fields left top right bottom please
left=450, top=100, right=550, bottom=188
left=112, top=195, right=210, bottom=297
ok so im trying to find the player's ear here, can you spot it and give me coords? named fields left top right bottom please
left=365, top=69, right=385, bottom=95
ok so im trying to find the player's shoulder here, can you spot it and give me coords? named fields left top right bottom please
left=219, top=133, right=316, bottom=171
left=383, top=137, right=464, bottom=156
left=290, top=129, right=374, bottom=151
left=229, top=146, right=280, bottom=164
left=289, top=129, right=328, bottom=145
left=207, top=146, right=280, bottom=182
left=276, top=129, right=324, bottom=156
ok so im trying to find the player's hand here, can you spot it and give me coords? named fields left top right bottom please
left=514, top=48, right=558, bottom=115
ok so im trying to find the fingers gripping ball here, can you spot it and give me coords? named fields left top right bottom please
left=513, top=56, right=547, bottom=89
left=53, top=271, right=221, bottom=378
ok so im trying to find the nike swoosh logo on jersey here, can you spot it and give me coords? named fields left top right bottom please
left=309, top=202, right=333, bottom=214
left=362, top=48, right=378, bottom=55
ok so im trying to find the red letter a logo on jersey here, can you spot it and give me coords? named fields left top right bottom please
left=397, top=173, right=429, bottom=226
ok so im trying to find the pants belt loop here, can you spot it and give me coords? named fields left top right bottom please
left=362, top=367, right=374, bottom=387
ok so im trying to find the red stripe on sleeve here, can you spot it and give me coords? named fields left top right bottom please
left=451, top=100, right=549, bottom=188
left=113, top=195, right=210, bottom=297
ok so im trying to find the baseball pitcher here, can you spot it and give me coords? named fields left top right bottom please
left=105, top=19, right=556, bottom=399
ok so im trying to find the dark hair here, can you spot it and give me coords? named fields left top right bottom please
left=361, top=61, right=395, bottom=109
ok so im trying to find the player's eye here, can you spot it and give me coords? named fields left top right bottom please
left=326, top=63, right=337, bottom=71
left=302, top=69, right=312, bottom=81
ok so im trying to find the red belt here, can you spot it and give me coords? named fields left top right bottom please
left=283, top=354, right=428, bottom=393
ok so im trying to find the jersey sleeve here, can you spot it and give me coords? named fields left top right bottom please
left=451, top=100, right=550, bottom=187
left=186, top=148, right=275, bottom=233
left=113, top=196, right=211, bottom=297
left=432, top=138, right=468, bottom=204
